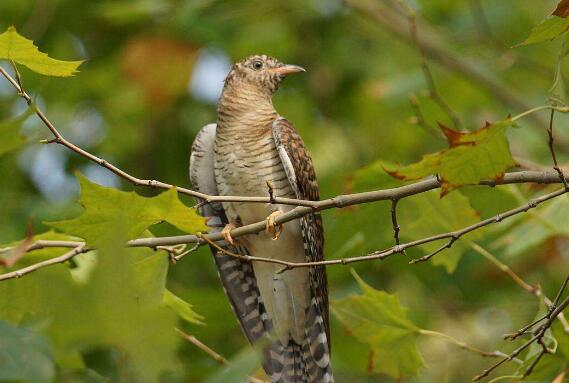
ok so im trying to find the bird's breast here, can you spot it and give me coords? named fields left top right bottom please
left=213, top=127, right=294, bottom=223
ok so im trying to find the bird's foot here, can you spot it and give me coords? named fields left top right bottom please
left=266, top=211, right=284, bottom=240
left=222, top=223, right=238, bottom=246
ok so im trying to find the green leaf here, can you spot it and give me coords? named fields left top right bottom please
left=0, top=223, right=181, bottom=382
left=163, top=289, right=204, bottom=325
left=0, top=320, right=55, bottom=383
left=399, top=190, right=480, bottom=272
left=332, top=270, right=424, bottom=378
left=0, top=26, right=84, bottom=77
left=48, top=173, right=207, bottom=243
left=518, top=16, right=569, bottom=46
left=386, top=119, right=516, bottom=196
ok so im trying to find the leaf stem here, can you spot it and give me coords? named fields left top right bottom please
left=511, top=105, right=569, bottom=122
left=419, top=329, right=506, bottom=358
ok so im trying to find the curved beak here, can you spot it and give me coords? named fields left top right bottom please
left=271, top=64, right=306, bottom=76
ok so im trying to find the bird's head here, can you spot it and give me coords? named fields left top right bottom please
left=223, top=54, right=305, bottom=96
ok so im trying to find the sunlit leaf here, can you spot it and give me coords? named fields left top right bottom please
left=163, top=289, right=204, bottom=325
left=0, top=26, right=83, bottom=77
left=48, top=173, right=207, bottom=243
left=518, top=16, right=569, bottom=46
left=0, top=320, right=54, bottom=383
left=332, top=270, right=424, bottom=378
left=386, top=119, right=516, bottom=196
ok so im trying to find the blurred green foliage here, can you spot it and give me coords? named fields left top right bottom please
left=1, top=0, right=569, bottom=382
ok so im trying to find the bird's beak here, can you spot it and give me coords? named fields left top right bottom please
left=271, top=64, right=306, bottom=76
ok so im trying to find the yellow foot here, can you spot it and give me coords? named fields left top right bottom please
left=266, top=211, right=284, bottom=240
left=222, top=223, right=238, bottom=246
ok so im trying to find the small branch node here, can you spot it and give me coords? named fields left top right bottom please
left=266, top=180, right=276, bottom=204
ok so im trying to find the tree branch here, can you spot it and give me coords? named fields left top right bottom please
left=2, top=182, right=567, bottom=281
left=0, top=245, right=87, bottom=281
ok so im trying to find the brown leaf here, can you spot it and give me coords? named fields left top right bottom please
left=438, top=122, right=475, bottom=148
left=553, top=0, right=569, bottom=18
left=383, top=165, right=408, bottom=180
left=367, top=349, right=375, bottom=373
left=552, top=368, right=567, bottom=383
left=121, top=37, right=198, bottom=106
left=0, top=222, right=34, bottom=268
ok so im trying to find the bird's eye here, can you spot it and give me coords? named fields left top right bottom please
left=252, top=60, right=263, bottom=70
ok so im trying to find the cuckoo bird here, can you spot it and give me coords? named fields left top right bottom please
left=189, top=55, right=333, bottom=383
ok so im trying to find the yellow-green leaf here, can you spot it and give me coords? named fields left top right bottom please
left=47, top=173, right=207, bottom=243
left=0, top=26, right=84, bottom=77
left=518, top=16, right=569, bottom=46
left=332, top=270, right=424, bottom=378
left=163, top=289, right=204, bottom=325
left=386, top=119, right=516, bottom=196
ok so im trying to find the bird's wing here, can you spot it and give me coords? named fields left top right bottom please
left=189, top=124, right=272, bottom=354
left=272, top=117, right=333, bottom=381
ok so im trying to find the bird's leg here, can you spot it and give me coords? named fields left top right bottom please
left=266, top=211, right=284, bottom=240
left=222, top=222, right=239, bottom=246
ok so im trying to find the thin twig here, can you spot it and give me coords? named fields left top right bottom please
left=396, top=0, right=462, bottom=129
left=176, top=328, right=229, bottom=365
left=390, top=199, right=402, bottom=246
left=175, top=328, right=268, bottom=383
left=547, top=110, right=568, bottom=190
left=475, top=279, right=569, bottom=381
left=469, top=242, right=536, bottom=294
left=0, top=245, right=87, bottom=281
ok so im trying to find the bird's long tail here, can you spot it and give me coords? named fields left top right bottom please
left=266, top=299, right=334, bottom=383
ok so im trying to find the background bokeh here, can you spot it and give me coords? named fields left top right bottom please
left=1, top=0, right=569, bottom=382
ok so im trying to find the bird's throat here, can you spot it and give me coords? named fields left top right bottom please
left=217, top=84, right=278, bottom=134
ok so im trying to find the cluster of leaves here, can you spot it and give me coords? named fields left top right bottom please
left=1, top=1, right=569, bottom=382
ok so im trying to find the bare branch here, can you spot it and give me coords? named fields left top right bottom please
left=475, top=274, right=569, bottom=381
left=3, top=183, right=567, bottom=282
left=0, top=245, right=87, bottom=281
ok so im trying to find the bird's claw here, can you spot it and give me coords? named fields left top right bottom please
left=266, top=211, right=283, bottom=240
left=222, top=223, right=238, bottom=246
